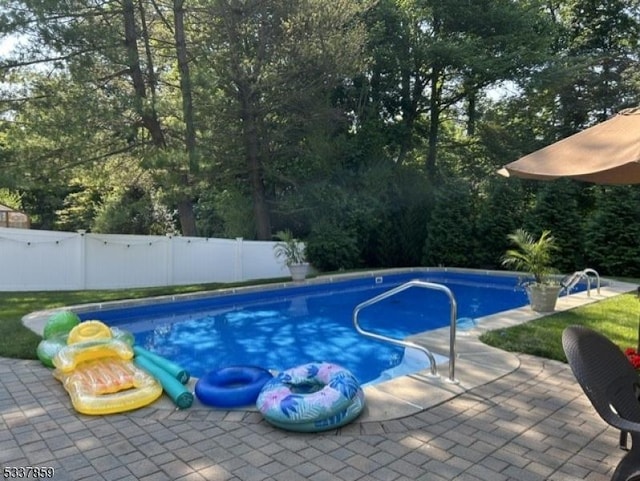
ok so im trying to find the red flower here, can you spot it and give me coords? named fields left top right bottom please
left=625, top=347, right=640, bottom=369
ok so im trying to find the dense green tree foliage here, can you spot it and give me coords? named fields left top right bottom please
left=2, top=0, right=640, bottom=276
left=585, top=186, right=640, bottom=277
left=474, top=179, right=527, bottom=269
left=524, top=180, right=586, bottom=272
left=422, top=179, right=475, bottom=267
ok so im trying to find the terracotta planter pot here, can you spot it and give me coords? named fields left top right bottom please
left=525, top=284, right=562, bottom=312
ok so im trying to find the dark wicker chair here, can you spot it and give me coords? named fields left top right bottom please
left=562, top=325, right=640, bottom=481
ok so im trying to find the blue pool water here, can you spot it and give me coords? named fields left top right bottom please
left=84, top=270, right=566, bottom=384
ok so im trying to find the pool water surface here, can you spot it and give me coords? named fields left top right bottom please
left=86, top=270, right=568, bottom=384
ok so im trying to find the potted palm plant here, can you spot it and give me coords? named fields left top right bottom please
left=502, top=228, right=562, bottom=312
left=274, top=230, right=309, bottom=281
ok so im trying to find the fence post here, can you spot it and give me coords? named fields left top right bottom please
left=166, top=234, right=174, bottom=286
left=77, top=230, right=87, bottom=289
left=235, top=237, right=243, bottom=282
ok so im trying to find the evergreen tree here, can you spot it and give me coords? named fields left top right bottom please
left=584, top=186, right=640, bottom=277
left=524, top=179, right=586, bottom=273
left=422, top=180, right=475, bottom=267
left=368, top=165, right=431, bottom=267
left=475, top=179, right=528, bottom=269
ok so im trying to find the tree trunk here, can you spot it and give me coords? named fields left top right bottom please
left=122, top=0, right=166, bottom=148
left=239, top=86, right=271, bottom=240
left=426, top=64, right=442, bottom=178
left=396, top=68, right=413, bottom=165
left=172, top=0, right=198, bottom=236
left=174, top=0, right=198, bottom=174
left=177, top=195, right=198, bottom=236
left=123, top=0, right=197, bottom=235
left=466, top=87, right=477, bottom=137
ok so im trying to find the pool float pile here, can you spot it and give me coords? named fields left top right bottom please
left=256, top=362, right=365, bottom=432
left=37, top=312, right=193, bottom=415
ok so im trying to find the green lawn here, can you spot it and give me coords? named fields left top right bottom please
left=480, top=289, right=640, bottom=361
left=1, top=278, right=639, bottom=363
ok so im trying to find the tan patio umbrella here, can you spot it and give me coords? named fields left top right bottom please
left=499, top=107, right=640, bottom=184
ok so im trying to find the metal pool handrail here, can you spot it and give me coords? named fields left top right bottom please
left=561, top=268, right=601, bottom=297
left=582, top=268, right=601, bottom=296
left=352, top=279, right=458, bottom=383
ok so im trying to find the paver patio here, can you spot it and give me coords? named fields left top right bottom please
left=0, top=352, right=624, bottom=481
left=7, top=275, right=634, bottom=480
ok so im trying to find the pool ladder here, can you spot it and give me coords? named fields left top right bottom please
left=561, top=268, right=601, bottom=297
left=352, top=280, right=458, bottom=384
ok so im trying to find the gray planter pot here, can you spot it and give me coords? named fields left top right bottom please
left=288, top=263, right=309, bottom=282
left=525, top=284, right=562, bottom=312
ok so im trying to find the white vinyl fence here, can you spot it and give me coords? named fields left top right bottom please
left=0, top=227, right=289, bottom=291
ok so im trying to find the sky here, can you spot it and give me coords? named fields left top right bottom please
left=0, top=34, right=22, bottom=58
left=0, top=37, right=12, bottom=55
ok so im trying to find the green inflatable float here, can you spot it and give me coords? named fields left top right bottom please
left=43, top=311, right=80, bottom=339
left=37, top=311, right=81, bottom=368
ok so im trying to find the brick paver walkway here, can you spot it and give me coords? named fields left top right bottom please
left=0, top=353, right=623, bottom=481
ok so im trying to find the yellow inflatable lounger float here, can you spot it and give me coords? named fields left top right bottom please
left=54, top=339, right=133, bottom=373
left=53, top=358, right=163, bottom=415
left=52, top=321, right=162, bottom=415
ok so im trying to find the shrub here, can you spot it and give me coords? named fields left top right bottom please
left=584, top=186, right=640, bottom=277
left=422, top=180, right=475, bottom=267
left=305, top=223, right=361, bottom=271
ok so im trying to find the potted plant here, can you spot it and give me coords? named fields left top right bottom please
left=501, top=228, right=562, bottom=312
left=274, top=229, right=309, bottom=281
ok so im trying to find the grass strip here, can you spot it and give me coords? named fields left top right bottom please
left=480, top=291, right=640, bottom=362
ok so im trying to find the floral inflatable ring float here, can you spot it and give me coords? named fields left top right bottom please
left=256, top=362, right=365, bottom=432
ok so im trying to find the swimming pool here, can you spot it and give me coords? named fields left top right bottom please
left=81, top=269, right=578, bottom=385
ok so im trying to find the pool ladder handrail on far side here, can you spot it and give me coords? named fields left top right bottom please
left=561, top=268, right=601, bottom=297
left=352, top=279, right=458, bottom=384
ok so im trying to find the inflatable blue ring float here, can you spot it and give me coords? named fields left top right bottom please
left=195, top=366, right=273, bottom=408
left=256, top=362, right=365, bottom=432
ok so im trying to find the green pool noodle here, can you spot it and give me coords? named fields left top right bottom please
left=134, top=355, right=194, bottom=409
left=133, top=346, right=190, bottom=384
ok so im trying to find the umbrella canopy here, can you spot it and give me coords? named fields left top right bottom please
left=499, top=107, right=640, bottom=184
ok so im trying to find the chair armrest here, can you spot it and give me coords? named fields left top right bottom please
left=602, top=410, right=640, bottom=435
